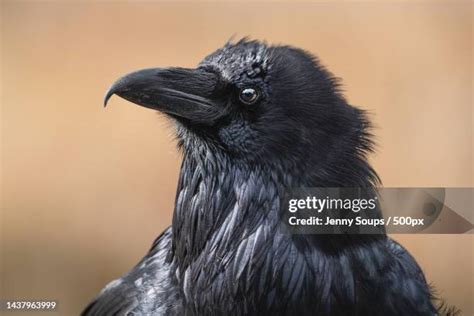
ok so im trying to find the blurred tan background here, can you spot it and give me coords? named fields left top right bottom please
left=1, top=1, right=473, bottom=315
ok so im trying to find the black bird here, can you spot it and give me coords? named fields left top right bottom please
left=83, top=39, right=442, bottom=315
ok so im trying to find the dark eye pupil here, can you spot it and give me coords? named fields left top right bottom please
left=239, top=88, right=258, bottom=104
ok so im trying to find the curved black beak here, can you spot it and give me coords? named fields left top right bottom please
left=104, top=67, right=224, bottom=124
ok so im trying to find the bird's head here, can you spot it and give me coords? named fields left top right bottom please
left=105, top=39, right=375, bottom=184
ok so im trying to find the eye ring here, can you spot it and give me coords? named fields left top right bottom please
left=239, top=87, right=260, bottom=105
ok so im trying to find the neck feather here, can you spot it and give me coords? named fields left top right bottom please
left=170, top=136, right=381, bottom=271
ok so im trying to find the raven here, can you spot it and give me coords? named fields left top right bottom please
left=83, top=39, right=441, bottom=315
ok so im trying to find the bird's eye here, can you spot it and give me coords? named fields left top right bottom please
left=239, top=88, right=259, bottom=105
